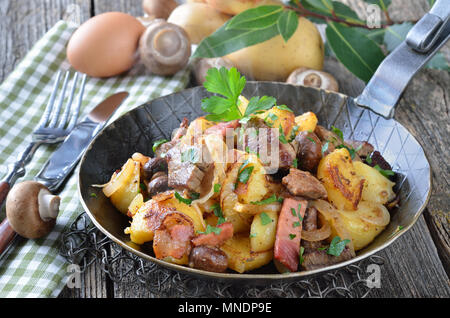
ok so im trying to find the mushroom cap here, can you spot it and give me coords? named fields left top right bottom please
left=139, top=19, right=191, bottom=76
left=6, top=181, right=60, bottom=239
left=192, top=57, right=235, bottom=85
left=286, top=67, right=339, bottom=92
left=142, top=0, right=178, bottom=20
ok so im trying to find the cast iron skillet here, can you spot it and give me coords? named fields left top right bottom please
left=77, top=2, right=448, bottom=284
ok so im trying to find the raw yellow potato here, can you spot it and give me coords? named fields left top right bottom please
left=353, top=161, right=396, bottom=205
left=127, top=193, right=144, bottom=217
left=221, top=234, right=273, bottom=273
left=250, top=210, right=278, bottom=252
left=338, top=201, right=390, bottom=250
left=125, top=200, right=155, bottom=244
left=107, top=159, right=141, bottom=215
left=226, top=17, right=324, bottom=81
left=317, top=148, right=365, bottom=211
left=167, top=3, right=231, bottom=44
left=206, top=0, right=282, bottom=15
left=294, top=111, right=318, bottom=133
left=256, top=106, right=295, bottom=137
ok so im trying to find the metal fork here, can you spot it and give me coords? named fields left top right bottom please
left=0, top=70, right=87, bottom=205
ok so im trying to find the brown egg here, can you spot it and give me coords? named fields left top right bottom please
left=67, top=12, right=145, bottom=78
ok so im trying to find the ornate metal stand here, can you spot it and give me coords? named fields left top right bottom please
left=60, top=212, right=385, bottom=298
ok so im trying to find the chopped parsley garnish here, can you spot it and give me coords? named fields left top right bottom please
left=264, top=112, right=278, bottom=125
left=299, top=246, right=305, bottom=266
left=291, top=208, right=297, bottom=216
left=331, top=126, right=344, bottom=140
left=307, top=136, right=316, bottom=144
left=278, top=125, right=288, bottom=144
left=174, top=191, right=192, bottom=205
left=250, top=194, right=283, bottom=205
left=374, top=164, right=395, bottom=178
left=319, top=236, right=351, bottom=257
left=197, top=224, right=222, bottom=235
left=250, top=232, right=257, bottom=238
left=289, top=125, right=299, bottom=142
left=181, top=148, right=199, bottom=163
left=321, top=141, right=329, bottom=155
left=260, top=212, right=273, bottom=225
left=289, top=234, right=296, bottom=240
left=90, top=192, right=97, bottom=198
left=152, top=139, right=169, bottom=153
left=214, top=183, right=221, bottom=193
left=292, top=158, right=298, bottom=169
left=275, top=105, right=293, bottom=112
left=212, top=203, right=226, bottom=225
left=238, top=166, right=254, bottom=184
left=336, top=144, right=363, bottom=160
left=365, top=155, right=373, bottom=165
left=292, top=221, right=301, bottom=228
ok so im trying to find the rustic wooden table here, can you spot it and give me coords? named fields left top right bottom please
left=0, top=0, right=448, bottom=298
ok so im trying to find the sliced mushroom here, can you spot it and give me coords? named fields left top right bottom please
left=139, top=19, right=191, bottom=76
left=142, top=0, right=178, bottom=20
left=286, top=67, right=339, bottom=92
left=192, top=57, right=235, bottom=85
left=5, top=181, right=60, bottom=239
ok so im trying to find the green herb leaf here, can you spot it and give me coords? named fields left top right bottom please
left=278, top=125, right=288, bottom=144
left=291, top=208, right=297, bottom=216
left=276, top=105, right=293, bottom=112
left=198, top=224, right=222, bottom=235
left=175, top=192, right=192, bottom=205
left=193, top=20, right=280, bottom=58
left=373, top=164, right=395, bottom=178
left=244, top=95, right=277, bottom=117
left=299, top=246, right=305, bottom=265
left=325, top=21, right=385, bottom=82
left=152, top=139, right=169, bottom=153
left=321, top=141, right=329, bottom=155
left=181, top=148, right=200, bottom=163
left=277, top=10, right=299, bottom=42
left=292, top=158, right=298, bottom=169
left=238, top=166, right=254, bottom=184
left=304, top=0, right=333, bottom=14
left=190, top=192, right=200, bottom=200
left=214, top=183, right=221, bottom=193
left=251, top=194, right=283, bottom=205
left=363, top=0, right=392, bottom=11
left=226, top=5, right=283, bottom=30
left=260, top=212, right=273, bottom=225
left=332, top=1, right=365, bottom=24
left=307, top=136, right=316, bottom=144
left=289, top=234, right=297, bottom=240
left=90, top=192, right=97, bottom=198
left=250, top=232, right=258, bottom=238
left=327, top=236, right=351, bottom=256
left=331, top=125, right=344, bottom=140
left=293, top=221, right=301, bottom=228
left=212, top=203, right=226, bottom=225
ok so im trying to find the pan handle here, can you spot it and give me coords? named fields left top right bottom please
left=356, top=0, right=450, bottom=119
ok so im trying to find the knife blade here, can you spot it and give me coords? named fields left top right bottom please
left=35, top=91, right=129, bottom=192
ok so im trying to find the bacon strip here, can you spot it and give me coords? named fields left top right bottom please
left=192, top=222, right=233, bottom=247
left=274, top=197, right=307, bottom=272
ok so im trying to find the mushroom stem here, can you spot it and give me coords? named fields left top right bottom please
left=38, top=189, right=60, bottom=222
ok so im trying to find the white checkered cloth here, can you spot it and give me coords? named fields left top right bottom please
left=0, top=20, right=190, bottom=297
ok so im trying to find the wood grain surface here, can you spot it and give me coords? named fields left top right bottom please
left=0, top=0, right=448, bottom=298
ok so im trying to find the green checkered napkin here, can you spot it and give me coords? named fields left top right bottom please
left=0, top=20, right=190, bottom=297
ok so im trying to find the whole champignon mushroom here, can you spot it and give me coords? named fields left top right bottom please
left=142, top=0, right=178, bottom=20
left=6, top=181, right=60, bottom=239
left=286, top=67, right=339, bottom=92
left=193, top=57, right=235, bottom=85
left=139, top=19, right=191, bottom=76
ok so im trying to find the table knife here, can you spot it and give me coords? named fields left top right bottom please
left=35, top=91, right=129, bottom=192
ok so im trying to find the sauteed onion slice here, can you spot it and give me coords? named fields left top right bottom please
left=301, top=213, right=331, bottom=242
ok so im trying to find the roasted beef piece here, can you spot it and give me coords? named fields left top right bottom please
left=301, top=247, right=354, bottom=271
left=166, top=141, right=212, bottom=193
left=295, top=131, right=323, bottom=173
left=314, top=125, right=362, bottom=161
left=282, top=168, right=327, bottom=199
left=346, top=140, right=374, bottom=158
left=242, top=117, right=296, bottom=171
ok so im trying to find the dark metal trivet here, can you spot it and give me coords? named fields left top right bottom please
left=60, top=212, right=385, bottom=298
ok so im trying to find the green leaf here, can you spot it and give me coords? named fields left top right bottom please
left=244, top=96, right=276, bottom=117
left=181, top=148, right=199, bottom=163
left=193, top=20, right=280, bottom=58
left=373, top=164, right=395, bottom=178
left=226, top=5, right=283, bottom=30
left=152, top=139, right=169, bottom=153
left=331, top=125, right=344, bottom=140
left=363, top=0, right=391, bottom=11
left=198, top=224, right=222, bottom=235
left=201, top=95, right=234, bottom=114
left=384, top=22, right=413, bottom=51
left=299, top=246, right=305, bottom=265
left=250, top=194, right=283, bottom=205
left=332, top=1, right=365, bottom=25
left=325, top=21, right=385, bottom=82
left=175, top=192, right=192, bottom=205
left=260, top=212, right=273, bottom=225
left=304, top=0, right=333, bottom=14
left=327, top=236, right=351, bottom=256
left=277, top=10, right=299, bottom=42
left=427, top=52, right=450, bottom=71
left=214, top=183, right=221, bottom=193
left=238, top=166, right=254, bottom=184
